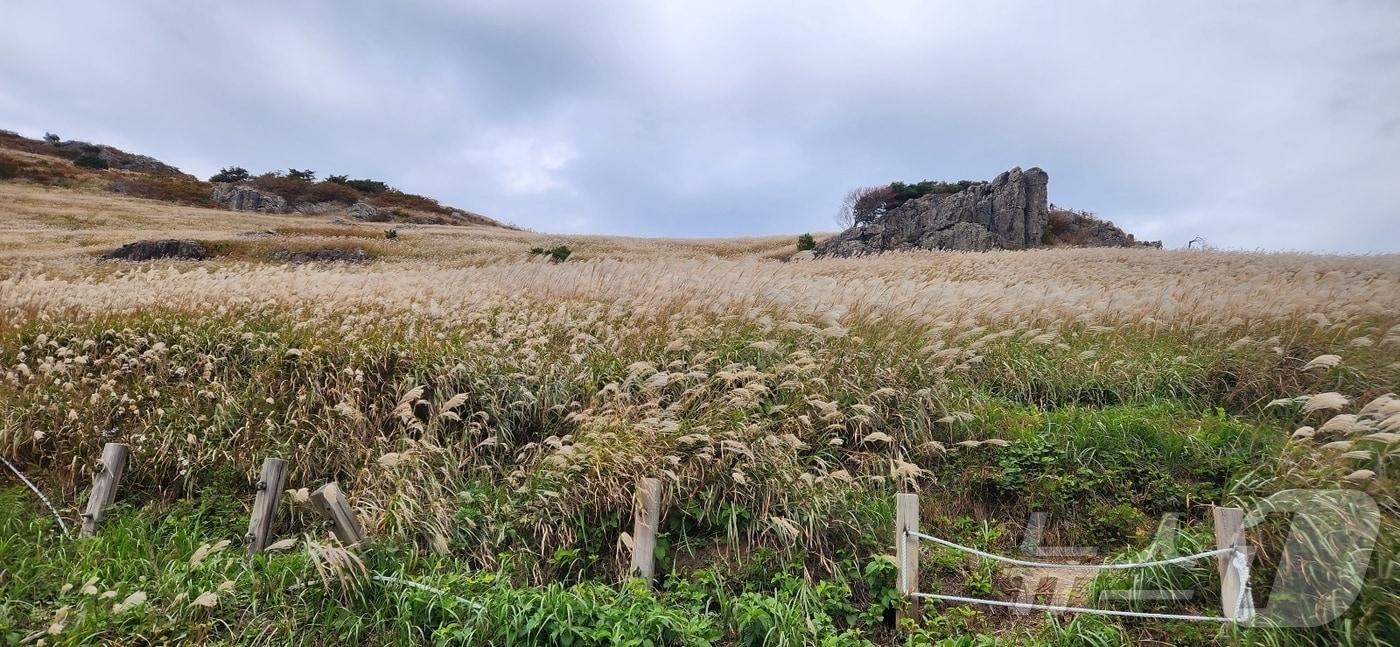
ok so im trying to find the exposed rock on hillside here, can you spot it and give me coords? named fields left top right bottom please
left=103, top=239, right=210, bottom=261
left=347, top=201, right=393, bottom=222
left=816, top=168, right=1157, bottom=256
left=210, top=182, right=289, bottom=213
left=815, top=167, right=1049, bottom=256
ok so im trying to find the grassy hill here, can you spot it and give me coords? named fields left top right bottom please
left=0, top=161, right=1397, bottom=645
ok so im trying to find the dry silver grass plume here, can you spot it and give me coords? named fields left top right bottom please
left=1302, top=392, right=1350, bottom=413
left=1301, top=354, right=1342, bottom=371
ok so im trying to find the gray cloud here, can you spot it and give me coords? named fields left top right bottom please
left=2, top=1, right=1397, bottom=250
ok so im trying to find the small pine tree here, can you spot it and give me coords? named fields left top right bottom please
left=43, top=132, right=60, bottom=143
left=287, top=168, right=316, bottom=182
left=209, top=166, right=250, bottom=183
left=796, top=233, right=816, bottom=251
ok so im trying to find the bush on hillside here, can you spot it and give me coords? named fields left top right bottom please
left=249, top=173, right=360, bottom=205
left=109, top=175, right=216, bottom=207
left=796, top=233, right=816, bottom=251
left=43, top=132, right=60, bottom=143
left=73, top=154, right=109, bottom=170
left=209, top=166, right=250, bottom=183
left=327, top=174, right=391, bottom=194
left=286, top=168, right=316, bottom=182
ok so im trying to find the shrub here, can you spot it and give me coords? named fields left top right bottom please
left=209, top=166, right=250, bottom=183
left=249, top=174, right=360, bottom=205
left=72, top=154, right=108, bottom=170
left=530, top=245, right=572, bottom=262
left=108, top=176, right=216, bottom=207
left=327, top=175, right=391, bottom=194
left=796, top=233, right=816, bottom=251
left=369, top=189, right=450, bottom=214
left=384, top=228, right=398, bottom=240
left=286, top=168, right=316, bottom=182
left=43, top=132, right=60, bottom=143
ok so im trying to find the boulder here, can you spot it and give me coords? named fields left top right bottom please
left=814, top=167, right=1050, bottom=256
left=103, top=239, right=210, bottom=261
left=347, top=201, right=393, bottom=222
left=210, top=183, right=288, bottom=213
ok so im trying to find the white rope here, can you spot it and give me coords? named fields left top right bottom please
left=911, top=591, right=1234, bottom=623
left=906, top=530, right=1230, bottom=570
left=0, top=454, right=70, bottom=536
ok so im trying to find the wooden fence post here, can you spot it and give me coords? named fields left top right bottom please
left=80, top=442, right=129, bottom=537
left=246, top=458, right=289, bottom=555
left=1213, top=506, right=1249, bottom=621
left=629, top=477, right=663, bottom=585
left=311, top=481, right=365, bottom=546
left=896, top=492, right=921, bottom=624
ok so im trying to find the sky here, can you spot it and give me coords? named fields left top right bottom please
left=2, top=1, right=1397, bottom=252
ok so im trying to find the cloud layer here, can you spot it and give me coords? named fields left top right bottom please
left=3, top=1, right=1397, bottom=251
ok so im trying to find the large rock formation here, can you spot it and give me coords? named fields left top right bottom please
left=210, top=182, right=289, bottom=213
left=814, top=167, right=1158, bottom=256
left=815, top=167, right=1050, bottom=257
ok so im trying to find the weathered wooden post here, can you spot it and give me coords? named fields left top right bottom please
left=310, top=481, right=366, bottom=546
left=895, top=492, right=921, bottom=624
left=1213, top=506, right=1251, bottom=621
left=629, top=477, right=663, bottom=585
left=80, top=442, right=129, bottom=537
left=246, top=458, right=289, bottom=555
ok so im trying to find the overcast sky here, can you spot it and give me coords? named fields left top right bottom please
left=2, top=1, right=1397, bottom=251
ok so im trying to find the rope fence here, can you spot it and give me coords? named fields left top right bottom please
left=893, top=492, right=1255, bottom=625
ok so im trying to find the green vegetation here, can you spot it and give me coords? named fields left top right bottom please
left=72, top=153, right=109, bottom=170
left=530, top=244, right=573, bottom=261
left=0, top=303, right=1394, bottom=644
left=797, top=233, right=816, bottom=251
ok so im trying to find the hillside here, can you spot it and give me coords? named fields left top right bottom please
left=0, top=129, right=508, bottom=228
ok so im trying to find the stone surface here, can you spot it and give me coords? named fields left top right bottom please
left=347, top=201, right=393, bottom=222
left=814, top=167, right=1050, bottom=256
left=103, top=239, right=210, bottom=261
left=292, top=201, right=344, bottom=215
left=210, top=183, right=289, bottom=213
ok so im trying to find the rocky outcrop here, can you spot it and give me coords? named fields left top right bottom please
left=347, top=201, right=393, bottom=222
left=49, top=140, right=190, bottom=176
left=210, top=183, right=289, bottom=213
left=103, top=239, right=209, bottom=261
left=815, top=167, right=1050, bottom=257
left=1046, top=209, right=1162, bottom=248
